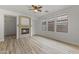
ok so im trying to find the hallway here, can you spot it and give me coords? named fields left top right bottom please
left=0, top=35, right=79, bottom=54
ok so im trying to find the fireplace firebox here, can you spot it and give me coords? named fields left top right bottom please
left=21, top=28, right=29, bottom=34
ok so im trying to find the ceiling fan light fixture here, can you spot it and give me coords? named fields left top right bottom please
left=33, top=9, right=38, bottom=12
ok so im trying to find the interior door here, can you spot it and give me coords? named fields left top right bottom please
left=18, top=16, right=31, bottom=39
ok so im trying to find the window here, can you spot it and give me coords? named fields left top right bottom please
left=48, top=21, right=55, bottom=31
left=56, top=15, right=68, bottom=33
left=42, top=21, right=47, bottom=31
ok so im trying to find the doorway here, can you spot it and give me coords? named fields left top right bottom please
left=4, top=15, right=17, bottom=39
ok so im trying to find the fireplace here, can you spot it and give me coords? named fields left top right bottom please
left=21, top=28, right=29, bottom=34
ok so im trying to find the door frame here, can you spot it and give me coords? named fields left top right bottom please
left=4, top=15, right=17, bottom=38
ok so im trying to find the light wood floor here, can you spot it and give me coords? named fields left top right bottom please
left=0, top=35, right=79, bottom=54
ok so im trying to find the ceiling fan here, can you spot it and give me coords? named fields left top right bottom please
left=29, top=5, right=48, bottom=13
left=29, top=5, right=42, bottom=12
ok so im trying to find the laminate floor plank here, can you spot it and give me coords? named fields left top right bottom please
left=0, top=35, right=79, bottom=54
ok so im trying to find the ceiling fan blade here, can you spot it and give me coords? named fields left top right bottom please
left=32, top=5, right=38, bottom=9
left=38, top=5, right=42, bottom=8
left=38, top=10, right=42, bottom=12
left=32, top=5, right=35, bottom=7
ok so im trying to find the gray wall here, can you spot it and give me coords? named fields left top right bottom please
left=4, top=15, right=16, bottom=36
left=0, top=15, right=4, bottom=41
left=35, top=6, right=79, bottom=45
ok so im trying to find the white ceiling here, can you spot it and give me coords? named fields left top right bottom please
left=0, top=5, right=70, bottom=18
